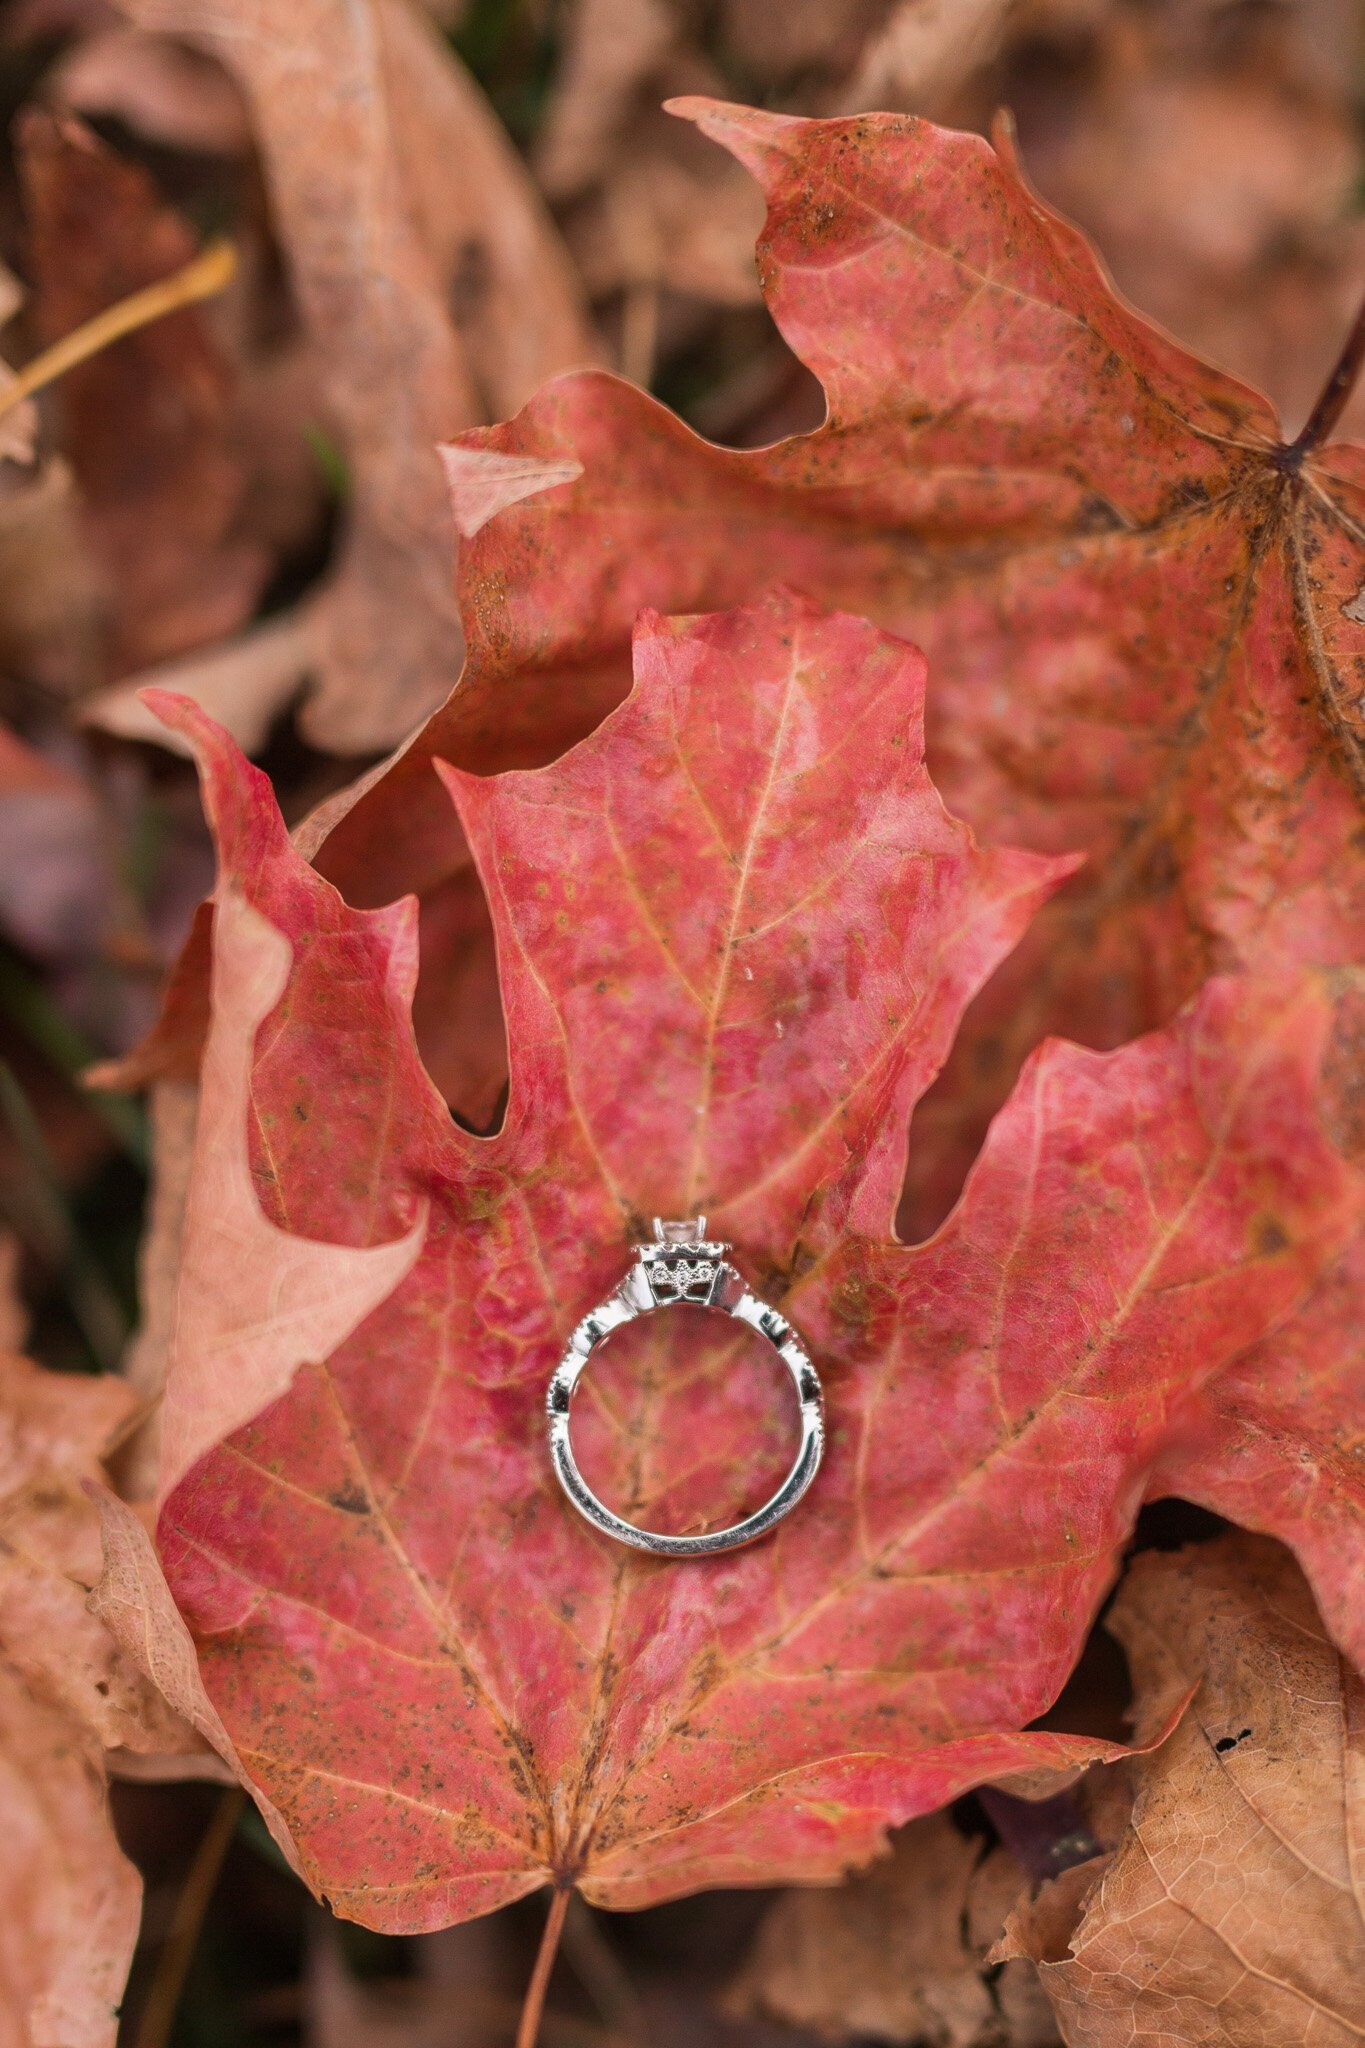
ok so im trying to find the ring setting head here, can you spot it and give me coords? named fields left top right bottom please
left=636, top=1216, right=731, bottom=1305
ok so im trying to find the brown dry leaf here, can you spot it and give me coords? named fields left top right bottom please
left=0, top=720, right=110, bottom=964
left=49, top=23, right=253, bottom=153
left=118, top=0, right=598, bottom=754
left=0, top=458, right=105, bottom=702
left=534, top=0, right=677, bottom=203
left=377, top=0, right=601, bottom=424
left=90, top=1488, right=305, bottom=1874
left=573, top=126, right=767, bottom=310
left=1004, top=0, right=1365, bottom=440
left=42, top=27, right=338, bottom=613
left=80, top=611, right=314, bottom=760
left=995, top=1533, right=1365, bottom=2044
left=0, top=1351, right=211, bottom=2048
left=838, top=0, right=1019, bottom=113
left=552, top=74, right=771, bottom=332
left=115, top=1078, right=197, bottom=1502
left=0, top=1659, right=141, bottom=2048
left=0, top=1352, right=187, bottom=1752
left=539, top=0, right=1023, bottom=337
left=17, top=107, right=270, bottom=675
left=534, top=0, right=773, bottom=327
left=718, top=0, right=890, bottom=83
left=727, top=1810, right=1057, bottom=2045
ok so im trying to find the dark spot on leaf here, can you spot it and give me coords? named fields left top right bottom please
left=1253, top=1215, right=1289, bottom=1257
left=328, top=1483, right=369, bottom=1514
left=1214, top=1727, right=1253, bottom=1753
left=1075, top=493, right=1124, bottom=534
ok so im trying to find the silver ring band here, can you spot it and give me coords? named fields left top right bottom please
left=546, top=1219, right=824, bottom=1557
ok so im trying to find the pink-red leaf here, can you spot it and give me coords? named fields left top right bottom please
left=306, top=103, right=1365, bottom=1237
left=128, top=593, right=1365, bottom=1928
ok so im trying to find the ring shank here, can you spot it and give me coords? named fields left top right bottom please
left=546, top=1265, right=824, bottom=1557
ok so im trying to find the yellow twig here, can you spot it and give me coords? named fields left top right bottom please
left=0, top=237, right=237, bottom=423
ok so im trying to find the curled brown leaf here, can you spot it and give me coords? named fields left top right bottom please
left=996, top=1533, right=1365, bottom=2045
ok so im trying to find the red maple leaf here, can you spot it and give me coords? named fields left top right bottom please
left=303, top=102, right=1365, bottom=1241
left=105, top=590, right=1365, bottom=1931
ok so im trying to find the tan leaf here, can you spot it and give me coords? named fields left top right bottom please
left=0, top=1658, right=141, bottom=2048
left=0, top=1350, right=186, bottom=1754
left=569, top=134, right=767, bottom=310
left=122, top=0, right=598, bottom=754
left=995, top=1533, right=1365, bottom=2045
left=89, top=1489, right=304, bottom=1873
left=377, top=0, right=602, bottom=423
left=16, top=108, right=270, bottom=674
left=534, top=0, right=678, bottom=203
left=116, top=1078, right=198, bottom=1502
left=120, top=0, right=466, bottom=750
left=0, top=458, right=105, bottom=702
left=48, top=24, right=253, bottom=155
left=80, top=611, right=315, bottom=760
left=727, top=1810, right=1056, bottom=2046
left=838, top=0, right=1018, bottom=114
left=156, top=884, right=426, bottom=1504
left=0, top=1350, right=210, bottom=2048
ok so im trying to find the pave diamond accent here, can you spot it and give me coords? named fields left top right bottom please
left=647, top=1255, right=719, bottom=1302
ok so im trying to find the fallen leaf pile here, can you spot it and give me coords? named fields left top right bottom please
left=0, top=2, right=1363, bottom=2045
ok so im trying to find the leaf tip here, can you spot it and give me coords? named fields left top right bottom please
left=438, top=441, right=584, bottom=539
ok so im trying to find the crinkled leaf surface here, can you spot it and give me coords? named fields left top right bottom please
left=312, top=101, right=1365, bottom=1234
left=136, top=592, right=1365, bottom=1930
left=998, top=1533, right=1365, bottom=2044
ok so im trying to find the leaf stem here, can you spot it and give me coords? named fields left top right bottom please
left=0, top=237, right=236, bottom=423
left=516, top=1885, right=572, bottom=2048
left=133, top=1785, right=245, bottom=2048
left=1288, top=281, right=1365, bottom=460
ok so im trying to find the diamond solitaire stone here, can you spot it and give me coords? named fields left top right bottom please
left=658, top=1217, right=706, bottom=1247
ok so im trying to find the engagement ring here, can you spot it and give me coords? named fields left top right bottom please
left=546, top=1218, right=824, bottom=1556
